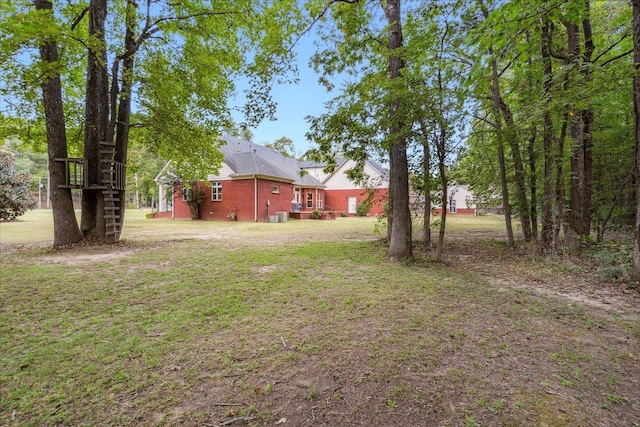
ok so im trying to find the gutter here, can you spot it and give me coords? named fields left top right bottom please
left=254, top=175, right=258, bottom=222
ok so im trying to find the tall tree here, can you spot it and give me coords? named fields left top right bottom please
left=3, top=0, right=301, bottom=246
left=633, top=0, right=640, bottom=272
left=478, top=0, right=532, bottom=244
left=383, top=0, right=412, bottom=261
left=33, top=0, right=83, bottom=246
left=305, top=0, right=413, bottom=261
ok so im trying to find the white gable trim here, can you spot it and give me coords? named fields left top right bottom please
left=323, top=159, right=389, bottom=190
left=207, top=162, right=235, bottom=181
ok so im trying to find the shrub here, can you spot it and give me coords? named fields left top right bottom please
left=311, top=210, right=320, bottom=219
left=0, top=150, right=37, bottom=221
left=356, top=200, right=370, bottom=216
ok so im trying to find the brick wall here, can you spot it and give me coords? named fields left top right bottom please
left=170, top=178, right=298, bottom=221
left=325, top=188, right=388, bottom=216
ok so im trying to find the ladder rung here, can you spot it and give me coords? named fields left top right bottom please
left=104, top=215, right=120, bottom=219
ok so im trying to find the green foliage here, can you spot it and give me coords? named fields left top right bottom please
left=311, top=209, right=320, bottom=219
left=264, top=136, right=298, bottom=158
left=356, top=199, right=370, bottom=216
left=0, top=149, right=37, bottom=221
left=1, top=0, right=304, bottom=186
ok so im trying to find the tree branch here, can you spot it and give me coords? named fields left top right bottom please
left=599, top=49, right=633, bottom=67
left=70, top=7, right=89, bottom=31
left=592, top=30, right=630, bottom=64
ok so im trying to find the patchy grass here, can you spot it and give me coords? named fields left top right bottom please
left=0, top=212, right=638, bottom=426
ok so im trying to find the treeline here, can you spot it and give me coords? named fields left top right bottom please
left=303, top=0, right=638, bottom=263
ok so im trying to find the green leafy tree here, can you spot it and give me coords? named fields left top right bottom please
left=0, top=149, right=37, bottom=221
left=305, top=0, right=414, bottom=261
left=1, top=0, right=301, bottom=246
left=265, top=136, right=298, bottom=158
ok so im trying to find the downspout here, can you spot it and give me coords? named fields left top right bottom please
left=254, top=176, right=258, bottom=222
left=171, top=185, right=175, bottom=219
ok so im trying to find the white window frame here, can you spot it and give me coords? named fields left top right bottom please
left=182, top=187, right=191, bottom=202
left=316, top=192, right=323, bottom=209
left=272, top=185, right=280, bottom=194
left=211, top=181, right=222, bottom=201
left=306, top=192, right=313, bottom=208
left=449, top=198, right=457, bottom=213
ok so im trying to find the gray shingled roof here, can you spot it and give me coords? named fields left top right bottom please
left=219, top=135, right=324, bottom=187
left=299, top=158, right=389, bottom=179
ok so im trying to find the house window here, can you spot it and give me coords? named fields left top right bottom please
left=449, top=198, right=457, bottom=213
left=211, top=181, right=222, bottom=201
left=316, top=192, right=323, bottom=209
left=306, top=192, right=313, bottom=208
left=293, top=187, right=301, bottom=203
left=272, top=185, right=280, bottom=194
left=182, top=187, right=191, bottom=202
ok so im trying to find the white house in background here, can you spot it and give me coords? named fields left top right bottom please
left=431, top=183, right=477, bottom=215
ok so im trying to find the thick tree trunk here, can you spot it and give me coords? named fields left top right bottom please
left=565, top=4, right=595, bottom=251
left=112, top=0, right=137, bottom=238
left=539, top=9, right=555, bottom=253
left=81, top=0, right=109, bottom=239
left=632, top=0, right=640, bottom=272
left=34, top=0, right=83, bottom=247
left=384, top=0, right=412, bottom=262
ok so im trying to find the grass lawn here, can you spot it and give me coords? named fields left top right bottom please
left=1, top=211, right=638, bottom=426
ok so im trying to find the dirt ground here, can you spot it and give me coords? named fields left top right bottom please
left=3, top=222, right=639, bottom=426
left=150, top=227, right=639, bottom=426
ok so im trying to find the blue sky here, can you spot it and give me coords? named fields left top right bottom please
left=239, top=33, right=336, bottom=155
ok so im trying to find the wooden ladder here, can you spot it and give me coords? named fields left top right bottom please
left=100, top=142, right=122, bottom=242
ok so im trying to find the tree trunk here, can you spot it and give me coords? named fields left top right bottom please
left=81, top=0, right=109, bottom=239
left=384, top=0, right=412, bottom=262
left=528, top=129, right=538, bottom=241
left=553, top=117, right=568, bottom=254
left=565, top=4, right=595, bottom=251
left=436, top=126, right=447, bottom=262
left=499, top=101, right=532, bottom=242
left=495, top=115, right=515, bottom=247
left=488, top=56, right=514, bottom=246
left=419, top=119, right=432, bottom=251
left=480, top=2, right=516, bottom=246
left=112, top=0, right=137, bottom=239
left=539, top=7, right=555, bottom=253
left=632, top=0, right=640, bottom=272
left=34, top=0, right=83, bottom=248
left=525, top=31, right=538, bottom=241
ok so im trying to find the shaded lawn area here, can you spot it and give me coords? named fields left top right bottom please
left=0, top=213, right=639, bottom=426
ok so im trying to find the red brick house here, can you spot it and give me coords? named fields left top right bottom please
left=155, top=136, right=390, bottom=221
left=299, top=158, right=389, bottom=216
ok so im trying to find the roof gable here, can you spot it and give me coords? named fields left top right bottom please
left=323, top=159, right=389, bottom=190
left=219, top=135, right=324, bottom=187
